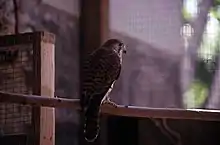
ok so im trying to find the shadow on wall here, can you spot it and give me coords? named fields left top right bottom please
left=110, top=31, right=183, bottom=108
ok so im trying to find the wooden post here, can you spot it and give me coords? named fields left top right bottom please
left=79, top=0, right=109, bottom=145
left=0, top=31, right=55, bottom=145
left=79, top=0, right=109, bottom=55
left=39, top=33, right=55, bottom=145
left=32, top=32, right=55, bottom=145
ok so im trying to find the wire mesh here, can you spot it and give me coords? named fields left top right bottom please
left=0, top=44, right=33, bottom=136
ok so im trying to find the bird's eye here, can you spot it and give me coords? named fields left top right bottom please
left=118, top=43, right=124, bottom=47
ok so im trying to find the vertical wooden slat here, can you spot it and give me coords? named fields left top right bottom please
left=39, top=34, right=55, bottom=145
left=32, top=32, right=55, bottom=145
left=79, top=0, right=109, bottom=145
left=32, top=32, right=42, bottom=145
left=79, top=0, right=109, bottom=54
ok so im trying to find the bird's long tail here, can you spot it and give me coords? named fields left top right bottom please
left=83, top=97, right=102, bottom=142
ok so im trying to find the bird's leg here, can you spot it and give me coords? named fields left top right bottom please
left=101, top=83, right=118, bottom=108
left=102, top=96, right=118, bottom=108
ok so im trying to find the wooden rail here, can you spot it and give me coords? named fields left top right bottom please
left=0, top=91, right=220, bottom=121
left=0, top=91, right=79, bottom=109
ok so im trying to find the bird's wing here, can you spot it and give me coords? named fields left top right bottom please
left=81, top=48, right=121, bottom=142
left=81, top=48, right=121, bottom=111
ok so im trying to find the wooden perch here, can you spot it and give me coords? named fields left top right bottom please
left=105, top=106, right=220, bottom=121
left=0, top=91, right=220, bottom=121
left=0, top=91, right=80, bottom=109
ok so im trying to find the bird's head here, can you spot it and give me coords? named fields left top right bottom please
left=102, top=39, right=126, bottom=58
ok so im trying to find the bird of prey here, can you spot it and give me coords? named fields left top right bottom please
left=81, top=39, right=126, bottom=142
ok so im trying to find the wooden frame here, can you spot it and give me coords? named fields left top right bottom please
left=36, top=32, right=55, bottom=145
left=1, top=1, right=219, bottom=145
left=0, top=31, right=55, bottom=145
left=1, top=91, right=220, bottom=121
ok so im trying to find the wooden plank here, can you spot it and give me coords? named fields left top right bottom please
left=31, top=31, right=56, bottom=145
left=103, top=105, right=220, bottom=121
left=1, top=91, right=220, bottom=121
left=0, top=91, right=79, bottom=109
left=38, top=36, right=55, bottom=145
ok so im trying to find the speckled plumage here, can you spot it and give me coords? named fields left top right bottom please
left=81, top=39, right=126, bottom=142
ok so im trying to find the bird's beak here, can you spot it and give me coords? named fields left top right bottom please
left=123, top=45, right=127, bottom=54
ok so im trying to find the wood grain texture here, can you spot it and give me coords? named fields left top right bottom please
left=39, top=41, right=55, bottom=145
left=1, top=91, right=220, bottom=121
left=31, top=31, right=56, bottom=145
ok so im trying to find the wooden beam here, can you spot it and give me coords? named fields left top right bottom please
left=31, top=32, right=56, bottom=145
left=0, top=91, right=79, bottom=109
left=103, top=105, right=220, bottom=121
left=79, top=0, right=109, bottom=144
left=38, top=35, right=55, bottom=145
left=1, top=91, right=220, bottom=121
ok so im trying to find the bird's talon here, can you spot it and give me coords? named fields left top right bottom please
left=102, top=100, right=118, bottom=108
